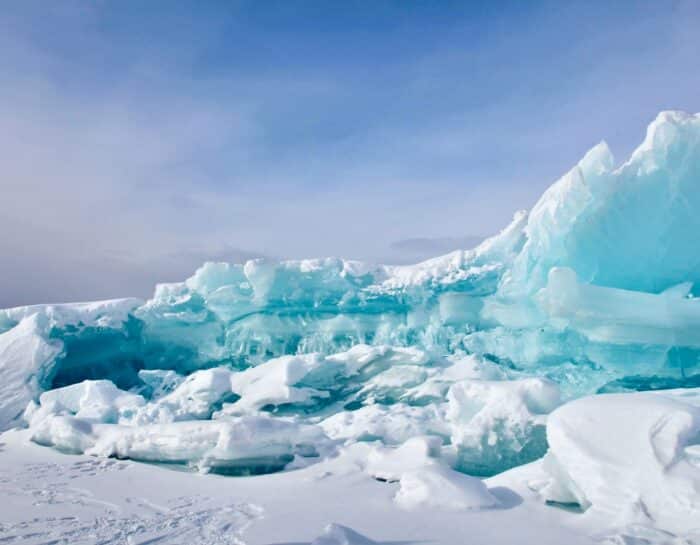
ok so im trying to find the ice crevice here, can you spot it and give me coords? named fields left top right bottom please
left=1, top=111, right=700, bottom=529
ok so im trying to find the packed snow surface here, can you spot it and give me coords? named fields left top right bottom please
left=2, top=111, right=700, bottom=543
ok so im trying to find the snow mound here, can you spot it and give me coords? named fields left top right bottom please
left=395, top=464, right=499, bottom=511
left=365, top=436, right=500, bottom=511
left=536, top=389, right=700, bottom=535
left=365, top=436, right=444, bottom=482
left=310, top=523, right=377, bottom=545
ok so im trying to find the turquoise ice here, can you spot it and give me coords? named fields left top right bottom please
left=2, top=111, right=700, bottom=476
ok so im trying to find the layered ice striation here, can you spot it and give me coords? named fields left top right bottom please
left=2, top=111, right=700, bottom=480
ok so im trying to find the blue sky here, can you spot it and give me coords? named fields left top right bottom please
left=2, top=1, right=699, bottom=306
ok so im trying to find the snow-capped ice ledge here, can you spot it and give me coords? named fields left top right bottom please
left=1, top=112, right=700, bottom=533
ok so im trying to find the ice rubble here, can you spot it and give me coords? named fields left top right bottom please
left=0, top=111, right=699, bottom=497
left=365, top=436, right=500, bottom=510
left=22, top=348, right=556, bottom=474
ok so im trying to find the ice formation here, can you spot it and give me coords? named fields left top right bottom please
left=365, top=436, right=500, bottom=510
left=1, top=111, right=700, bottom=527
left=535, top=389, right=700, bottom=536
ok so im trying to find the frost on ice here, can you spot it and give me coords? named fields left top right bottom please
left=1, top=111, right=700, bottom=527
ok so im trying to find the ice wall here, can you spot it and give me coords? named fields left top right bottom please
left=2, top=111, right=700, bottom=478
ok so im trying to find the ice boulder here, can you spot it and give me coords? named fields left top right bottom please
left=225, top=354, right=328, bottom=413
left=151, top=367, right=237, bottom=420
left=365, top=436, right=500, bottom=511
left=536, top=389, right=700, bottom=535
left=446, top=378, right=561, bottom=475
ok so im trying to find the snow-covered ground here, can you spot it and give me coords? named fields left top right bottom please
left=0, top=427, right=595, bottom=545
left=3, top=385, right=700, bottom=544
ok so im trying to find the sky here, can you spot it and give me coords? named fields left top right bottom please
left=1, top=0, right=699, bottom=307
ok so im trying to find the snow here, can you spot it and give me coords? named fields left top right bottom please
left=0, top=427, right=596, bottom=545
left=395, top=465, right=500, bottom=511
left=0, top=314, right=62, bottom=429
left=310, top=524, right=378, bottom=545
left=365, top=436, right=500, bottom=510
left=320, top=403, right=450, bottom=445
left=365, top=436, right=443, bottom=482
left=0, top=298, right=143, bottom=334
left=1, top=111, right=700, bottom=544
left=226, top=354, right=329, bottom=413
left=535, top=389, right=700, bottom=537
left=33, top=379, right=145, bottom=423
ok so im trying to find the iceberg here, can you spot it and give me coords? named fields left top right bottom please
left=1, top=111, right=700, bottom=485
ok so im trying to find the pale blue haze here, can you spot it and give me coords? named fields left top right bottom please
left=1, top=1, right=699, bottom=306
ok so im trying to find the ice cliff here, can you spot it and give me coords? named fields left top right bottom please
left=1, top=112, right=700, bottom=527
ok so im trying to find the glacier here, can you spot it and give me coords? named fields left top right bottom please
left=1, top=111, right=700, bottom=535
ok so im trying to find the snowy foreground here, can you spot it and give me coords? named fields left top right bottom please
left=2, top=111, right=700, bottom=544
left=2, top=388, right=700, bottom=545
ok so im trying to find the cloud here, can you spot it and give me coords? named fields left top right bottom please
left=0, top=2, right=698, bottom=306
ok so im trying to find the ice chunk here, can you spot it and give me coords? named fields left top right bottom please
left=401, top=354, right=508, bottom=403
left=218, top=345, right=430, bottom=416
left=153, top=367, right=236, bottom=420
left=310, top=523, right=377, bottom=545
left=446, top=378, right=561, bottom=475
left=320, top=403, right=450, bottom=445
left=138, top=369, right=185, bottom=399
left=364, top=436, right=500, bottom=511
left=33, top=380, right=144, bottom=423
left=537, top=389, right=700, bottom=534
left=31, top=412, right=329, bottom=474
left=352, top=365, right=428, bottom=404
left=0, top=314, right=62, bottom=430
left=225, top=354, right=327, bottom=414
left=537, top=267, right=700, bottom=347
left=6, top=114, right=700, bottom=403
left=325, top=344, right=430, bottom=373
